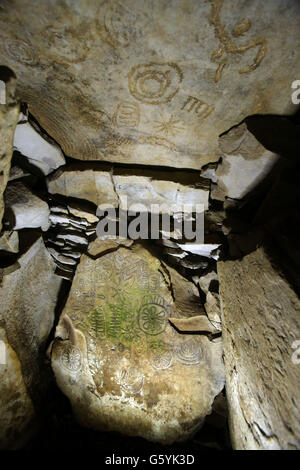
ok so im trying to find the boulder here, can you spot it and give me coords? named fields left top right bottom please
left=51, top=243, right=224, bottom=444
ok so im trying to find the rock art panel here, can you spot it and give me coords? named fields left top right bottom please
left=51, top=243, right=224, bottom=444
left=0, top=0, right=298, bottom=168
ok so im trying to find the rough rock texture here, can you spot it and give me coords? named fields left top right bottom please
left=0, top=236, right=62, bottom=401
left=0, top=80, right=5, bottom=104
left=51, top=242, right=224, bottom=444
left=13, top=120, right=65, bottom=175
left=0, top=230, right=19, bottom=253
left=0, top=66, right=19, bottom=230
left=218, top=247, right=300, bottom=450
left=47, top=167, right=118, bottom=208
left=4, top=181, right=50, bottom=230
left=87, top=237, right=134, bottom=257
left=0, top=0, right=298, bottom=169
left=47, top=165, right=209, bottom=213
left=212, top=123, right=279, bottom=201
left=0, top=328, right=35, bottom=449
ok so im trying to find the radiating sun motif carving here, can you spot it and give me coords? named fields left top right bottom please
left=153, top=114, right=184, bottom=137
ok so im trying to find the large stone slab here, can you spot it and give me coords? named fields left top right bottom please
left=212, top=123, right=279, bottom=201
left=0, top=0, right=298, bottom=168
left=47, top=165, right=209, bottom=213
left=218, top=247, right=300, bottom=450
left=51, top=243, right=224, bottom=444
left=13, top=120, right=66, bottom=175
left=4, top=181, right=50, bottom=230
left=0, top=328, right=35, bottom=449
left=0, top=237, right=62, bottom=403
left=0, top=66, right=19, bottom=230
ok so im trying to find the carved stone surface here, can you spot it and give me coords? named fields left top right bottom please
left=51, top=243, right=224, bottom=444
left=0, top=66, right=19, bottom=230
left=218, top=247, right=300, bottom=450
left=0, top=0, right=298, bottom=169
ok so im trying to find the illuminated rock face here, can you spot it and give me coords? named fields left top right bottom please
left=0, top=328, right=34, bottom=450
left=0, top=237, right=62, bottom=448
left=51, top=243, right=224, bottom=444
left=218, top=247, right=300, bottom=450
left=0, top=0, right=299, bottom=168
left=0, top=66, right=19, bottom=230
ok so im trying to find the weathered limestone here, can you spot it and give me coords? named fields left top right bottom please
left=1, top=1, right=298, bottom=168
left=218, top=247, right=300, bottom=450
left=51, top=243, right=224, bottom=444
left=212, top=123, right=279, bottom=201
left=87, top=237, right=134, bottom=258
left=4, top=182, right=50, bottom=230
left=113, top=169, right=209, bottom=212
left=0, top=237, right=62, bottom=401
left=13, top=120, right=65, bottom=175
left=0, top=66, right=19, bottom=230
left=47, top=167, right=118, bottom=207
left=47, top=166, right=209, bottom=213
left=0, top=328, right=35, bottom=449
left=168, top=316, right=220, bottom=335
left=0, top=230, right=19, bottom=253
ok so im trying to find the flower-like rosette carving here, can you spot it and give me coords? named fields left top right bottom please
left=60, top=345, right=83, bottom=373
left=138, top=295, right=170, bottom=336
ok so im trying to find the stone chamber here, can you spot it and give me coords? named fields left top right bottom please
left=0, top=0, right=300, bottom=453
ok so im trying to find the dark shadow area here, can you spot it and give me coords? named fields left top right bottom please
left=219, top=110, right=300, bottom=296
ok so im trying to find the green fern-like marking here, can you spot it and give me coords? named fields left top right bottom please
left=84, top=307, right=106, bottom=338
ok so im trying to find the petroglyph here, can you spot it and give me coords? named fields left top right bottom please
left=138, top=295, right=169, bottom=336
left=128, top=63, right=183, bottom=105
left=44, top=27, right=88, bottom=63
left=5, top=39, right=38, bottom=65
left=149, top=344, right=173, bottom=370
left=112, top=102, right=140, bottom=128
left=116, top=367, right=145, bottom=395
left=153, top=114, right=184, bottom=137
left=181, top=96, right=214, bottom=119
left=174, top=338, right=202, bottom=366
left=97, top=1, right=137, bottom=49
left=60, top=345, right=83, bottom=373
left=208, top=0, right=267, bottom=82
left=52, top=245, right=225, bottom=442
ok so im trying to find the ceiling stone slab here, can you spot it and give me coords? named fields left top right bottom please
left=0, top=0, right=299, bottom=169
